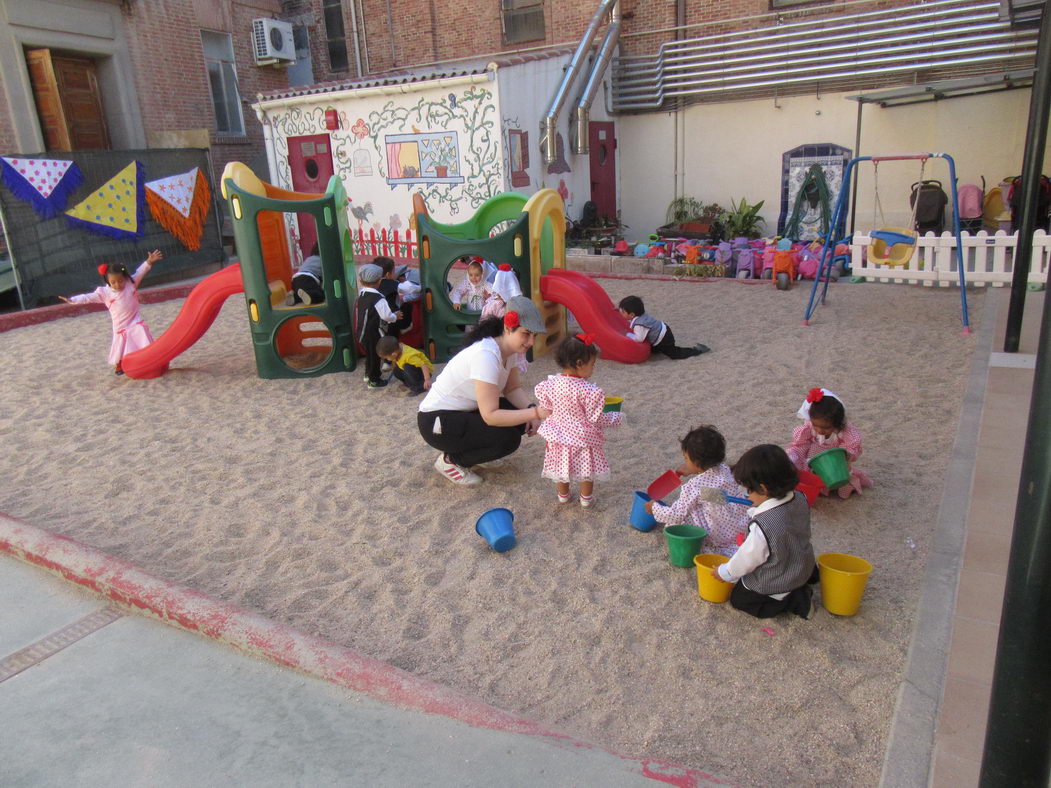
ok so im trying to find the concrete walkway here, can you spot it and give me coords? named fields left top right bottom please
left=0, top=553, right=730, bottom=786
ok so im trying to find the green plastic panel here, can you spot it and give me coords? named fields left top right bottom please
left=223, top=177, right=358, bottom=379
left=417, top=192, right=533, bottom=363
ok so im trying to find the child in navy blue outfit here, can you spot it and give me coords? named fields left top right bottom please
left=617, top=296, right=709, bottom=359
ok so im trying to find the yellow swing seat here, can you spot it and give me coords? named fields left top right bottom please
left=868, top=226, right=917, bottom=266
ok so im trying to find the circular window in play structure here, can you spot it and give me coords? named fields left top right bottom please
left=445, top=254, right=491, bottom=314
left=275, top=316, right=334, bottom=373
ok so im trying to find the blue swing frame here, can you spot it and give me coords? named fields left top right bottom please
left=802, top=153, right=971, bottom=334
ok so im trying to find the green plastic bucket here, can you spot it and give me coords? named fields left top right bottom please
left=664, top=524, right=707, bottom=567
left=603, top=396, right=624, bottom=412
left=808, top=448, right=850, bottom=491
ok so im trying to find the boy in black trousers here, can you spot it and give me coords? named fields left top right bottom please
left=355, top=263, right=400, bottom=389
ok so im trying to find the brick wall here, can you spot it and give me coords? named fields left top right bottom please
left=122, top=0, right=289, bottom=183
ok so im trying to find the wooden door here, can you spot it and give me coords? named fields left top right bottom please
left=588, top=121, right=617, bottom=221
left=287, top=134, right=334, bottom=257
left=25, top=49, right=110, bottom=151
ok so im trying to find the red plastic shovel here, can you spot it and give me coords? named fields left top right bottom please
left=647, top=470, right=682, bottom=502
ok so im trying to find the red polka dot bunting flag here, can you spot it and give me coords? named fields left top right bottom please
left=0, top=156, right=83, bottom=218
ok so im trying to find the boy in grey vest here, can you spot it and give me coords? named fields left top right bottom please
left=713, top=444, right=818, bottom=619
left=617, top=296, right=709, bottom=359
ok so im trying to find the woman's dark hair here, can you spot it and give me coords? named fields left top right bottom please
left=375, top=256, right=395, bottom=275
left=733, top=444, right=799, bottom=498
left=102, top=262, right=132, bottom=282
left=808, top=394, right=846, bottom=430
left=618, top=295, right=644, bottom=316
left=376, top=335, right=400, bottom=355
left=681, top=425, right=726, bottom=470
left=554, top=335, right=599, bottom=369
left=463, top=316, right=506, bottom=346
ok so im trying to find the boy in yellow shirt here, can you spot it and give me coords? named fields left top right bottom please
left=376, top=335, right=432, bottom=396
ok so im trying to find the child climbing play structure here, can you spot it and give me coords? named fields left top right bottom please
left=802, top=153, right=971, bottom=335
left=414, top=188, right=650, bottom=364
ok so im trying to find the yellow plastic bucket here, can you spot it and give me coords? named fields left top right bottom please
left=603, top=396, right=624, bottom=412
left=694, top=553, right=733, bottom=603
left=818, top=552, right=873, bottom=616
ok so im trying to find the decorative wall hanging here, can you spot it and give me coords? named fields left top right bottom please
left=0, top=156, right=83, bottom=218
left=144, top=166, right=212, bottom=250
left=65, top=161, right=145, bottom=240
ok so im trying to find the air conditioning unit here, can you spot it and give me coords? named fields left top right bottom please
left=252, top=18, right=295, bottom=64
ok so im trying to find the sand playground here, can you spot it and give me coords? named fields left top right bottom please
left=0, top=276, right=982, bottom=786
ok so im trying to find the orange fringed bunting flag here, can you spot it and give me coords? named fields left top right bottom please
left=144, top=167, right=212, bottom=250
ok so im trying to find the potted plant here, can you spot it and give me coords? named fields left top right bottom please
left=432, top=145, right=457, bottom=178
left=720, top=197, right=766, bottom=239
left=660, top=197, right=724, bottom=238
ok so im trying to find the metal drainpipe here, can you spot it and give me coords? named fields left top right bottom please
left=541, top=0, right=617, bottom=165
left=356, top=0, right=370, bottom=74
left=572, top=0, right=621, bottom=155
left=386, top=0, right=397, bottom=67
left=347, top=0, right=364, bottom=77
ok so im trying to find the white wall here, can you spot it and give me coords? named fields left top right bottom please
left=496, top=53, right=615, bottom=220
left=257, top=71, right=504, bottom=239
left=618, top=88, right=1051, bottom=243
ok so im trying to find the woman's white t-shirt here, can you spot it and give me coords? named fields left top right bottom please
left=419, top=337, right=513, bottom=412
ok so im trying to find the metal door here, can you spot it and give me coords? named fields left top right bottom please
left=588, top=122, right=617, bottom=221
left=287, top=133, right=334, bottom=257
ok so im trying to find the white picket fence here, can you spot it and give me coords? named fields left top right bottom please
left=850, top=230, right=1050, bottom=287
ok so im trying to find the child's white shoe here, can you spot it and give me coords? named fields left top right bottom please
left=557, top=492, right=572, bottom=504
left=580, top=494, right=594, bottom=508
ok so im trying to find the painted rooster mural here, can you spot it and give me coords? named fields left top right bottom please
left=349, top=199, right=373, bottom=231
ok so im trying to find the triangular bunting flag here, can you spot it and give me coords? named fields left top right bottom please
left=144, top=167, right=211, bottom=250
left=0, top=156, right=83, bottom=218
left=64, top=161, right=145, bottom=240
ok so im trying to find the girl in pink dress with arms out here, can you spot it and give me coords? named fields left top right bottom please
left=61, top=250, right=163, bottom=374
left=786, top=387, right=873, bottom=499
left=534, top=333, right=622, bottom=508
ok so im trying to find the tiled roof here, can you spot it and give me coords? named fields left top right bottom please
left=256, top=44, right=579, bottom=102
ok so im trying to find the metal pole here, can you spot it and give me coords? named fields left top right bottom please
left=978, top=268, right=1051, bottom=786
left=850, top=99, right=863, bottom=234
left=1003, top=0, right=1051, bottom=352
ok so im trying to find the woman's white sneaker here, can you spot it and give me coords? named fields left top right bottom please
left=434, top=453, right=481, bottom=485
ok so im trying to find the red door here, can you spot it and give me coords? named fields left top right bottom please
left=287, top=134, right=334, bottom=257
left=589, top=122, right=617, bottom=221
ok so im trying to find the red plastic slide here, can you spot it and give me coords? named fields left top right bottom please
left=122, top=264, right=245, bottom=379
left=539, top=268, right=650, bottom=363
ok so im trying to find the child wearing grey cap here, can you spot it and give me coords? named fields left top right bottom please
left=355, top=263, right=401, bottom=388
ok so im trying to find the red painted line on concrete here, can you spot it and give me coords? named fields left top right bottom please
left=0, top=512, right=731, bottom=786
left=0, top=282, right=202, bottom=334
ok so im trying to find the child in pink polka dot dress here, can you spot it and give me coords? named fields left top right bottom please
left=534, top=334, right=622, bottom=508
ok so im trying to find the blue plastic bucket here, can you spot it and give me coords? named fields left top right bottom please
left=629, top=491, right=660, bottom=531
left=475, top=508, right=516, bottom=552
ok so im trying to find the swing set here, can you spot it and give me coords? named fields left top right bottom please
left=802, top=153, right=971, bottom=336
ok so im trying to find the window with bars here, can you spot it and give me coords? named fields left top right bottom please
left=201, top=31, right=244, bottom=136
left=501, top=0, right=545, bottom=44
left=323, top=0, right=349, bottom=72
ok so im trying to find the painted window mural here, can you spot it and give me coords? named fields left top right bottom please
left=385, top=131, right=465, bottom=187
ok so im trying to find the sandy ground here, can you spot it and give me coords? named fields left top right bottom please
left=0, top=276, right=982, bottom=786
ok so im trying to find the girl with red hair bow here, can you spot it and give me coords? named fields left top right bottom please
left=533, top=333, right=622, bottom=508
left=60, top=250, right=163, bottom=375
left=786, top=387, right=873, bottom=499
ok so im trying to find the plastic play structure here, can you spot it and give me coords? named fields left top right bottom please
left=803, top=153, right=971, bottom=335
left=123, top=174, right=647, bottom=380
left=124, top=162, right=373, bottom=380
left=414, top=188, right=650, bottom=364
